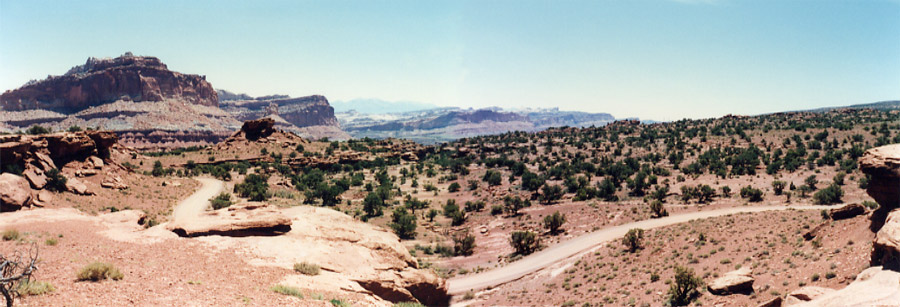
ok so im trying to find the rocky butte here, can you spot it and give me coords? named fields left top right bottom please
left=1, top=53, right=217, bottom=112
left=0, top=53, right=346, bottom=147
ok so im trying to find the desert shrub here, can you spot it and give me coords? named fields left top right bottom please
left=540, top=184, right=565, bottom=204
left=363, top=192, right=385, bottom=217
left=740, top=186, right=763, bottom=202
left=482, top=170, right=503, bottom=186
left=667, top=266, right=703, bottom=306
left=45, top=238, right=58, bottom=246
left=271, top=284, right=304, bottom=299
left=650, top=200, right=668, bottom=218
left=521, top=171, right=545, bottom=191
left=26, top=125, right=49, bottom=135
left=448, top=182, right=461, bottom=192
left=235, top=173, right=270, bottom=201
left=804, top=175, right=819, bottom=190
left=16, top=280, right=55, bottom=296
left=863, top=200, right=879, bottom=210
left=151, top=160, right=165, bottom=177
left=490, top=205, right=504, bottom=215
left=543, top=211, right=566, bottom=234
left=503, top=195, right=528, bottom=215
left=209, top=192, right=233, bottom=210
left=44, top=168, right=67, bottom=192
left=813, top=184, right=843, bottom=205
left=67, top=125, right=82, bottom=132
left=294, top=262, right=321, bottom=276
left=622, top=228, right=644, bottom=252
left=2, top=229, right=20, bottom=241
left=510, top=231, right=540, bottom=255
left=76, top=262, right=123, bottom=281
left=464, top=200, right=485, bottom=212
left=389, top=207, right=417, bottom=239
left=833, top=172, right=846, bottom=186
left=453, top=232, right=476, bottom=256
left=772, top=180, right=786, bottom=195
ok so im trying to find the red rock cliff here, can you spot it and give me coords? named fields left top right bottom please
left=1, top=54, right=217, bottom=112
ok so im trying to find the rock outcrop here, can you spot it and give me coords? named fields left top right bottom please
left=708, top=267, right=754, bottom=295
left=220, top=95, right=348, bottom=140
left=784, top=286, right=835, bottom=305
left=235, top=205, right=450, bottom=306
left=1, top=53, right=217, bottom=112
left=0, top=173, right=33, bottom=212
left=234, top=118, right=276, bottom=141
left=860, top=144, right=900, bottom=231
left=168, top=203, right=292, bottom=237
left=1, top=130, right=118, bottom=172
left=793, top=267, right=900, bottom=306
left=873, top=209, right=900, bottom=269
left=828, top=203, right=866, bottom=221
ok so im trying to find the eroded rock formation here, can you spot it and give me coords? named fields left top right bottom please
left=1, top=54, right=217, bottom=112
left=168, top=202, right=292, bottom=237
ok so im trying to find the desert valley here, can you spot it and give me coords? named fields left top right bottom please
left=0, top=52, right=899, bottom=307
left=2, top=2, right=899, bottom=307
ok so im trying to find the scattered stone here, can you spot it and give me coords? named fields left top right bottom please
left=88, top=156, right=104, bottom=169
left=757, top=297, right=782, bottom=307
left=65, top=177, right=93, bottom=195
left=37, top=190, right=54, bottom=203
left=0, top=173, right=33, bottom=211
left=22, top=166, right=47, bottom=189
left=802, top=222, right=828, bottom=241
left=828, top=203, right=866, bottom=220
left=76, top=169, right=98, bottom=177
left=784, top=286, right=835, bottom=305
left=708, top=267, right=754, bottom=295
left=101, top=177, right=128, bottom=190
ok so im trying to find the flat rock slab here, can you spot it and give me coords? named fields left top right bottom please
left=168, top=203, right=292, bottom=237
left=708, top=267, right=754, bottom=295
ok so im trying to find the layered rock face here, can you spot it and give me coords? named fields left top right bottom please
left=788, top=144, right=900, bottom=305
left=220, top=95, right=348, bottom=140
left=1, top=54, right=217, bottom=112
left=0, top=130, right=122, bottom=205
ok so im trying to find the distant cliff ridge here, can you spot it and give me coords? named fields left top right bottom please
left=0, top=54, right=346, bottom=145
left=1, top=53, right=217, bottom=112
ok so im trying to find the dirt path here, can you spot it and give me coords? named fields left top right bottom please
left=170, top=178, right=224, bottom=227
left=447, top=204, right=845, bottom=294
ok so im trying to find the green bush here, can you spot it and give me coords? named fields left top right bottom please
left=44, top=168, right=67, bottom=192
left=235, top=173, right=270, bottom=201
left=77, top=262, right=124, bottom=281
left=622, top=228, right=644, bottom=253
left=650, top=200, right=668, bottom=218
left=453, top=232, right=476, bottom=256
left=17, top=280, right=55, bottom=296
left=772, top=180, right=786, bottom=195
left=2, top=229, right=20, bottom=241
left=209, top=192, right=233, bottom=210
left=490, top=205, right=504, bottom=215
left=740, top=186, right=763, bottom=202
left=543, top=211, right=566, bottom=234
left=510, top=231, right=539, bottom=255
left=26, top=125, right=49, bottom=135
left=814, top=184, right=843, bottom=205
left=271, top=284, right=304, bottom=299
left=389, top=207, right=417, bottom=239
left=294, top=262, right=321, bottom=276
left=448, top=182, right=461, bottom=192
left=667, top=266, right=703, bottom=306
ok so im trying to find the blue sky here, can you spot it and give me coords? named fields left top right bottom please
left=1, top=0, right=898, bottom=120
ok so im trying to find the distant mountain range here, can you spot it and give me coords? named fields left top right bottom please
left=337, top=107, right=617, bottom=144
left=796, top=100, right=900, bottom=113
left=331, top=98, right=439, bottom=114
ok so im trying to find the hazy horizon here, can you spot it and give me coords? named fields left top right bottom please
left=2, top=0, right=898, bottom=121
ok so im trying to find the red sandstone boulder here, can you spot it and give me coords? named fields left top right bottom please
left=0, top=173, right=33, bottom=211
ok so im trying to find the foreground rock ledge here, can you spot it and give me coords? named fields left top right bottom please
left=168, top=203, right=292, bottom=237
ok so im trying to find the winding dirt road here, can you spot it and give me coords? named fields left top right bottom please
left=170, top=178, right=224, bottom=227
left=447, top=204, right=845, bottom=294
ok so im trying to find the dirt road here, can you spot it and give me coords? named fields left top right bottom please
left=447, top=204, right=844, bottom=294
left=170, top=178, right=224, bottom=227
